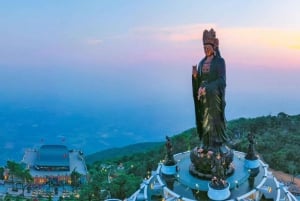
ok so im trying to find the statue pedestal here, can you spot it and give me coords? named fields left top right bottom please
left=207, top=183, right=230, bottom=201
left=161, top=164, right=177, bottom=175
left=244, top=159, right=260, bottom=169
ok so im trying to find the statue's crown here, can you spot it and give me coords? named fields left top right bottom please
left=203, top=28, right=219, bottom=49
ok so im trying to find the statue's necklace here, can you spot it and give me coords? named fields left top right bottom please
left=203, top=56, right=213, bottom=73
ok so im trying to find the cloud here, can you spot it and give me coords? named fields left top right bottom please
left=4, top=142, right=14, bottom=149
left=130, top=23, right=216, bottom=42
left=97, top=140, right=110, bottom=146
left=98, top=132, right=109, bottom=139
left=129, top=24, right=300, bottom=51
left=99, top=23, right=216, bottom=64
left=86, top=39, right=103, bottom=45
left=124, top=132, right=134, bottom=136
left=220, top=27, right=300, bottom=68
left=289, top=45, right=300, bottom=50
left=81, top=24, right=300, bottom=67
left=220, top=27, right=300, bottom=49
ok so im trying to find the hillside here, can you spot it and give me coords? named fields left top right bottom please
left=86, top=113, right=300, bottom=173
left=227, top=112, right=300, bottom=174
left=85, top=142, right=163, bottom=164
left=81, top=113, right=300, bottom=199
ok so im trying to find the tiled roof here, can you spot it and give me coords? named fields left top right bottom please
left=35, top=145, right=70, bottom=167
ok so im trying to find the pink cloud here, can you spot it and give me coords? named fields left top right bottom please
left=220, top=27, right=300, bottom=69
left=121, top=25, right=299, bottom=68
left=86, top=39, right=103, bottom=45
left=131, top=23, right=216, bottom=42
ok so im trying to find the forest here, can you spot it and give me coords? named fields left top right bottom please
left=79, top=112, right=300, bottom=200
left=2, top=113, right=299, bottom=200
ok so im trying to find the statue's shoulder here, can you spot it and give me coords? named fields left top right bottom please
left=214, top=55, right=224, bottom=61
left=213, top=56, right=225, bottom=66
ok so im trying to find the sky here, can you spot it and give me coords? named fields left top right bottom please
left=1, top=1, right=300, bottom=153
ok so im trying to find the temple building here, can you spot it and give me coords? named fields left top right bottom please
left=34, top=145, right=70, bottom=171
left=22, top=145, right=88, bottom=185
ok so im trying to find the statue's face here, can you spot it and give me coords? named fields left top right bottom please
left=204, top=44, right=214, bottom=57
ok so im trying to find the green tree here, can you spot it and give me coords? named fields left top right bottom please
left=0, top=167, right=4, bottom=180
left=71, top=168, right=82, bottom=190
left=6, top=160, right=33, bottom=195
left=6, top=160, right=22, bottom=190
left=20, top=169, right=33, bottom=196
left=109, top=172, right=141, bottom=199
left=79, top=167, right=107, bottom=201
left=287, top=161, right=297, bottom=183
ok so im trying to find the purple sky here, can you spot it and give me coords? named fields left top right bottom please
left=1, top=0, right=300, bottom=131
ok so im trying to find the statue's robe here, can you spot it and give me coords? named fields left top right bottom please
left=192, top=55, right=228, bottom=150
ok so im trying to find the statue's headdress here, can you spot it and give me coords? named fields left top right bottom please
left=203, top=28, right=219, bottom=50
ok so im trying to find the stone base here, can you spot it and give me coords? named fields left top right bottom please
left=189, top=163, right=212, bottom=179
left=244, top=159, right=260, bottom=169
left=207, top=183, right=230, bottom=201
left=161, top=164, right=177, bottom=175
left=189, top=146, right=234, bottom=179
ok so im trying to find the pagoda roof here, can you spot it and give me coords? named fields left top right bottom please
left=35, top=145, right=70, bottom=167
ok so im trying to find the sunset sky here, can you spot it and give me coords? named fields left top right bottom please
left=1, top=0, right=300, bottom=122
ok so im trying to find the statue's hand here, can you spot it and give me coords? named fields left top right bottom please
left=201, top=87, right=206, bottom=96
left=198, top=87, right=206, bottom=100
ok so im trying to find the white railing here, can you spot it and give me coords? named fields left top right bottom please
left=126, top=151, right=298, bottom=201
left=236, top=159, right=268, bottom=201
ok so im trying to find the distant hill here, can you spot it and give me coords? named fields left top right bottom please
left=82, top=113, right=300, bottom=199
left=85, top=141, right=163, bottom=164
left=86, top=112, right=300, bottom=174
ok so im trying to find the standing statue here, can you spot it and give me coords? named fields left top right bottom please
left=164, top=136, right=176, bottom=166
left=192, top=28, right=229, bottom=152
left=245, top=132, right=258, bottom=160
left=190, top=29, right=234, bottom=179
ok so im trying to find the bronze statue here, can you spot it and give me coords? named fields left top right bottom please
left=164, top=136, right=176, bottom=166
left=190, top=29, right=234, bottom=180
left=192, top=28, right=229, bottom=152
left=245, top=132, right=258, bottom=160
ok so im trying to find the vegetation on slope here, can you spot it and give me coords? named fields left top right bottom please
left=227, top=112, right=300, bottom=175
left=86, top=142, right=163, bottom=164
left=3, top=113, right=298, bottom=200
left=81, top=113, right=300, bottom=200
